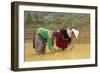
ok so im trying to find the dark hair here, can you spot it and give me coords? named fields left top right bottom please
left=53, top=31, right=58, bottom=37
left=60, top=29, right=67, bottom=38
left=60, top=28, right=71, bottom=43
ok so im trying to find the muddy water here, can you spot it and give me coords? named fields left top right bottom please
left=24, top=41, right=90, bottom=61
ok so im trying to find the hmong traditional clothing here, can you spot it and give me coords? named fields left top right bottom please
left=56, top=28, right=79, bottom=50
left=33, top=27, right=79, bottom=53
left=56, top=29, right=71, bottom=50
left=34, top=28, right=53, bottom=54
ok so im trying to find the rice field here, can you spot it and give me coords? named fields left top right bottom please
left=24, top=41, right=90, bottom=61
left=24, top=12, right=90, bottom=62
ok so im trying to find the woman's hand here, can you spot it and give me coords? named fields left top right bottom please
left=50, top=47, right=57, bottom=53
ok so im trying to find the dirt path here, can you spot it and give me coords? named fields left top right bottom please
left=24, top=41, right=90, bottom=61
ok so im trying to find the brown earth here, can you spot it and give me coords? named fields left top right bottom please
left=24, top=41, right=90, bottom=61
